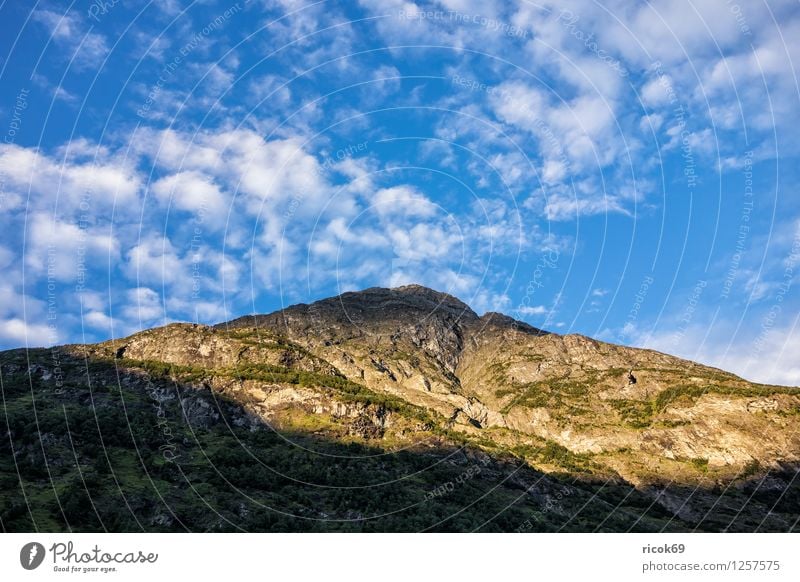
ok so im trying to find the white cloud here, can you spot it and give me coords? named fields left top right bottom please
left=0, top=245, right=14, bottom=270
left=26, top=213, right=119, bottom=282
left=529, top=180, right=629, bottom=221
left=54, top=86, right=77, bottom=103
left=386, top=222, right=460, bottom=262
left=489, top=81, right=547, bottom=132
left=151, top=170, right=228, bottom=227
left=470, top=289, right=512, bottom=314
left=33, top=9, right=109, bottom=69
left=367, top=65, right=403, bottom=99
left=247, top=74, right=292, bottom=108
left=372, top=186, right=439, bottom=218
left=542, top=159, right=567, bottom=184
left=0, top=143, right=141, bottom=215
left=641, top=76, right=673, bottom=108
left=0, top=268, right=61, bottom=347
left=517, top=305, right=548, bottom=315
left=84, top=310, right=114, bottom=331
left=138, top=128, right=331, bottom=216
left=120, top=287, right=164, bottom=324
left=125, top=235, right=186, bottom=287
left=0, top=318, right=54, bottom=346
left=80, top=291, right=106, bottom=311
left=488, top=79, right=619, bottom=179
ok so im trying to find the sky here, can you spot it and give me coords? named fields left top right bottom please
left=0, top=0, right=799, bottom=386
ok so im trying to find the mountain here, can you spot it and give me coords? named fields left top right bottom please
left=2, top=285, right=799, bottom=532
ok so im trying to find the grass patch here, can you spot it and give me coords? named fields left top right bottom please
left=609, top=399, right=654, bottom=429
left=512, top=440, right=597, bottom=473
left=610, top=383, right=798, bottom=429
left=740, top=459, right=761, bottom=479
left=500, top=379, right=592, bottom=414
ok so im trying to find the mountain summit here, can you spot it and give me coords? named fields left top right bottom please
left=2, top=285, right=799, bottom=532
left=224, top=284, right=482, bottom=335
left=220, top=285, right=544, bottom=379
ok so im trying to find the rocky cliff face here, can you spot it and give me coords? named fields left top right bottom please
left=3, top=284, right=799, bottom=532
left=221, top=287, right=794, bottom=476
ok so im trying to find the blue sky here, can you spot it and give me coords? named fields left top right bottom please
left=1, top=0, right=799, bottom=385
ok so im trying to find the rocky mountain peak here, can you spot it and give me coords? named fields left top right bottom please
left=339, top=284, right=477, bottom=319
left=220, top=284, right=481, bottom=335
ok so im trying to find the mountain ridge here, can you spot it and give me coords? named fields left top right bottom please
left=216, top=284, right=733, bottom=378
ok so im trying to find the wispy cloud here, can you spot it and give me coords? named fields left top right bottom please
left=33, top=9, right=109, bottom=70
